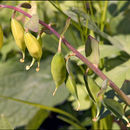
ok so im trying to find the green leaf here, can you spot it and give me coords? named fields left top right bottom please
left=121, top=80, right=130, bottom=96
left=113, top=35, right=130, bottom=55
left=96, top=60, right=130, bottom=89
left=112, top=122, right=121, bottom=130
left=84, top=74, right=100, bottom=103
left=26, top=109, right=49, bottom=129
left=0, top=95, right=79, bottom=124
left=69, top=44, right=120, bottom=66
left=103, top=98, right=124, bottom=118
left=0, top=57, right=69, bottom=127
left=85, top=35, right=100, bottom=66
left=52, top=4, right=125, bottom=51
left=68, top=84, right=91, bottom=111
left=109, top=8, right=130, bottom=35
left=99, top=44, right=120, bottom=59
left=0, top=114, right=13, bottom=130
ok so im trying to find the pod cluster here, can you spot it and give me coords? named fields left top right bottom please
left=11, top=17, right=42, bottom=71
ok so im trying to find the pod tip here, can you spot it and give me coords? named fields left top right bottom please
left=76, top=100, right=80, bottom=111
left=127, top=123, right=130, bottom=127
left=36, top=67, right=40, bottom=72
left=20, top=58, right=24, bottom=63
left=92, top=117, right=98, bottom=122
left=26, top=65, right=30, bottom=70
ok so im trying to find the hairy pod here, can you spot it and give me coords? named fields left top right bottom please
left=24, top=32, right=42, bottom=60
left=0, top=25, right=3, bottom=49
left=11, top=18, right=26, bottom=62
left=51, top=52, right=66, bottom=92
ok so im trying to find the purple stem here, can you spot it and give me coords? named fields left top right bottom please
left=0, top=4, right=130, bottom=105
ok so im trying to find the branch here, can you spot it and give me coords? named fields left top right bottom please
left=0, top=4, right=130, bottom=105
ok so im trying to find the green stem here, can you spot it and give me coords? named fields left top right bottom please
left=100, top=1, right=108, bottom=32
left=58, top=116, right=85, bottom=129
left=88, top=1, right=94, bottom=21
left=0, top=95, right=80, bottom=124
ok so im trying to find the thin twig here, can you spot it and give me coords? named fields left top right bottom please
left=0, top=4, right=130, bottom=105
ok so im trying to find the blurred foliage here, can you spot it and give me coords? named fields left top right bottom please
left=0, top=1, right=130, bottom=129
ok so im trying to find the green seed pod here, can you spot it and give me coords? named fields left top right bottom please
left=11, top=18, right=26, bottom=62
left=51, top=52, right=66, bottom=95
left=0, top=25, right=3, bottom=49
left=24, top=32, right=42, bottom=72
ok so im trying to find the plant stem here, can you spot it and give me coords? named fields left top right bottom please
left=0, top=95, right=80, bottom=124
left=0, top=4, right=130, bottom=105
left=57, top=116, right=85, bottom=129
left=100, top=1, right=108, bottom=32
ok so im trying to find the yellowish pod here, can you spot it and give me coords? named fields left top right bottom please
left=0, top=25, right=3, bottom=49
left=24, top=32, right=42, bottom=60
left=11, top=18, right=26, bottom=62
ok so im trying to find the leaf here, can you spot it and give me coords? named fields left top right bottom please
left=85, top=35, right=100, bottom=66
left=0, top=114, right=13, bottom=130
left=112, top=122, right=121, bottom=130
left=96, top=59, right=130, bottom=89
left=113, top=35, right=130, bottom=55
left=66, top=59, right=79, bottom=110
left=68, top=84, right=91, bottom=111
left=26, top=109, right=49, bottom=129
left=109, top=8, right=130, bottom=35
left=0, top=57, right=69, bottom=127
left=118, top=80, right=130, bottom=103
left=84, top=74, right=100, bottom=103
left=51, top=3, right=125, bottom=51
left=66, top=75, right=78, bottom=99
left=25, top=14, right=39, bottom=32
left=69, top=44, right=121, bottom=66
left=0, top=95, right=78, bottom=124
left=99, top=44, right=120, bottom=59
left=103, top=98, right=124, bottom=118
left=121, top=80, right=130, bottom=96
